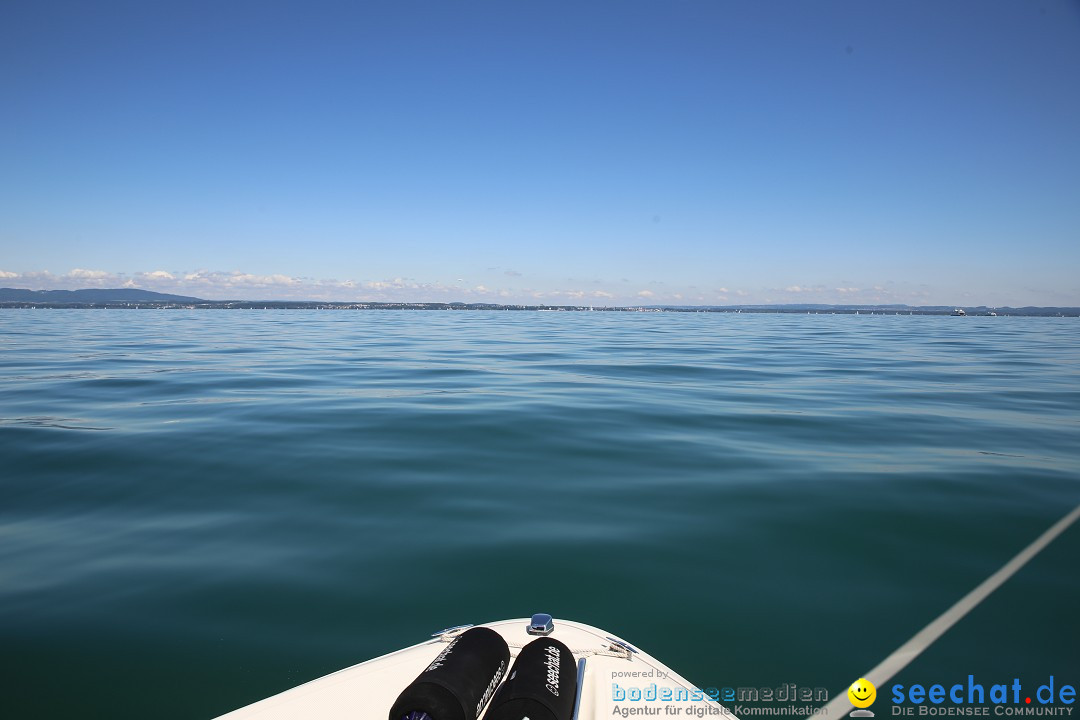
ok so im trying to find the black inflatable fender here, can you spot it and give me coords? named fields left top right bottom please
left=485, top=636, right=578, bottom=720
left=388, top=627, right=511, bottom=720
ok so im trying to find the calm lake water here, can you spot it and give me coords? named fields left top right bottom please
left=1, top=310, right=1077, bottom=718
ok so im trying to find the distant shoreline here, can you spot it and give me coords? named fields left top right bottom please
left=1, top=301, right=1077, bottom=316
left=2, top=289, right=1076, bottom=315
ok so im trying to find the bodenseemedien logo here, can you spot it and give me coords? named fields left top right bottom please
left=849, top=678, right=878, bottom=717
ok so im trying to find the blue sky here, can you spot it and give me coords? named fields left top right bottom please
left=2, top=0, right=1078, bottom=305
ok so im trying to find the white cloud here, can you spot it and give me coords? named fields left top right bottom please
left=0, top=268, right=1065, bottom=306
left=226, top=273, right=297, bottom=287
left=366, top=278, right=410, bottom=290
left=66, top=268, right=109, bottom=279
left=58, top=268, right=113, bottom=288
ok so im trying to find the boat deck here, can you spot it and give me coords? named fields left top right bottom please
left=214, top=617, right=731, bottom=719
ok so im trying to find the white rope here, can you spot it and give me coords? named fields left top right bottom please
left=817, top=503, right=1080, bottom=718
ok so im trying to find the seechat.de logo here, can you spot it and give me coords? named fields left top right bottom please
left=891, top=676, right=1076, bottom=716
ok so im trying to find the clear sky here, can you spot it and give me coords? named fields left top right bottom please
left=2, top=0, right=1078, bottom=305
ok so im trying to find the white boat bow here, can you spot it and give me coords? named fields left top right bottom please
left=214, top=616, right=732, bottom=720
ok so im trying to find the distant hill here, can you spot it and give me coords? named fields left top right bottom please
left=0, top=288, right=203, bottom=303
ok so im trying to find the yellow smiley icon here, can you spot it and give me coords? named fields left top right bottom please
left=848, top=678, right=877, bottom=708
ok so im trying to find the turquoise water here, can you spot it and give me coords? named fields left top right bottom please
left=1, top=310, right=1077, bottom=718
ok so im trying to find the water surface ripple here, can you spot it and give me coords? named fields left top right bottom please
left=1, top=311, right=1077, bottom=718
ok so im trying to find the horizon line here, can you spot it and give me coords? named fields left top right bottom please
left=2, top=287, right=1078, bottom=313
